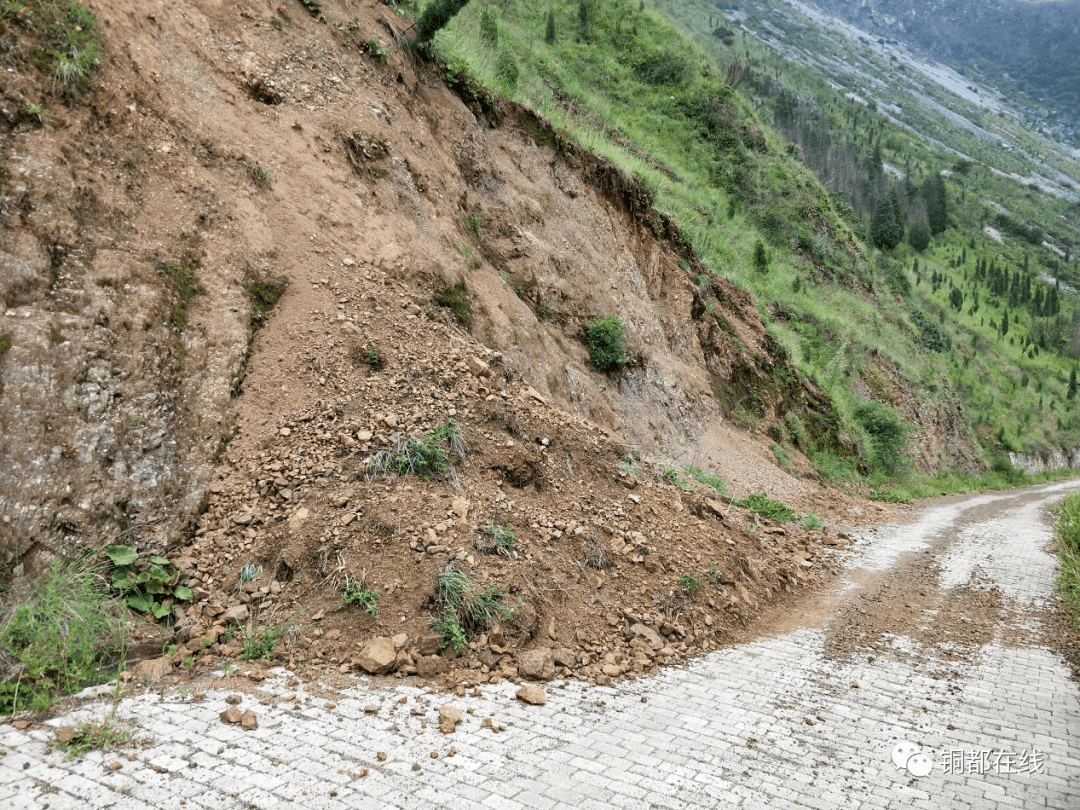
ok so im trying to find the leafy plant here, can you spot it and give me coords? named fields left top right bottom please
left=586, top=315, right=629, bottom=372
left=663, top=466, right=691, bottom=492
left=106, top=545, right=192, bottom=621
left=234, top=562, right=261, bottom=595
left=802, top=512, right=824, bottom=529
left=1, top=2, right=103, bottom=97
left=739, top=493, right=797, bottom=524
left=683, top=465, right=726, bottom=494
left=429, top=609, right=468, bottom=655
left=0, top=556, right=126, bottom=714
left=364, top=36, right=388, bottom=58
left=853, top=400, right=910, bottom=476
left=341, top=577, right=379, bottom=616
left=678, top=573, right=701, bottom=595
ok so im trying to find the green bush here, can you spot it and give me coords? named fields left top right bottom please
left=853, top=400, right=910, bottom=475
left=586, top=315, right=629, bottom=372
left=341, top=578, right=379, bottom=616
left=413, top=0, right=472, bottom=45
left=430, top=566, right=515, bottom=653
left=435, top=280, right=471, bottom=327
left=0, top=557, right=126, bottom=714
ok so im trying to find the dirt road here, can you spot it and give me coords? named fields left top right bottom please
left=3, top=481, right=1079, bottom=809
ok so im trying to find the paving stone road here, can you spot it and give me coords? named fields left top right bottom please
left=3, top=482, right=1079, bottom=809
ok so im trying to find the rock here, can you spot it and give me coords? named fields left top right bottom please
left=108, top=761, right=122, bottom=772
left=451, top=497, right=470, bottom=518
left=487, top=625, right=506, bottom=647
left=391, top=633, right=409, bottom=650
left=601, top=663, right=623, bottom=677
left=225, top=694, right=242, bottom=705
left=468, top=357, right=490, bottom=378
left=477, top=649, right=501, bottom=668
left=233, top=512, right=254, bottom=526
left=54, top=726, right=75, bottom=745
left=552, top=648, right=577, bottom=668
left=418, top=634, right=443, bottom=656
left=241, top=710, right=257, bottom=731
left=438, top=705, right=461, bottom=734
left=416, top=655, right=447, bottom=678
left=129, top=655, right=172, bottom=681
left=355, top=637, right=397, bottom=674
left=517, top=649, right=556, bottom=681
left=705, top=498, right=726, bottom=518
left=630, top=623, right=665, bottom=651
left=220, top=707, right=242, bottom=724
left=288, top=507, right=310, bottom=530
left=222, top=604, right=250, bottom=624
left=364, top=705, right=379, bottom=714
left=515, top=685, right=546, bottom=705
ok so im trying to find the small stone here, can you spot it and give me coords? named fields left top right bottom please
left=517, top=649, right=556, bottom=681
left=108, top=761, right=122, bottom=772
left=280, top=427, right=291, bottom=437
left=438, top=705, right=462, bottom=734
left=241, top=710, right=257, bottom=731
left=429, top=751, right=438, bottom=759
left=515, top=685, right=546, bottom=705
left=226, top=694, right=242, bottom=705
left=54, top=727, right=75, bottom=745
left=451, top=497, right=470, bottom=518
left=222, top=604, right=249, bottom=624
left=220, top=707, right=242, bottom=724
left=377, top=752, right=387, bottom=762
left=233, top=512, right=254, bottom=526
left=411, top=763, right=421, bottom=772
left=355, top=637, right=397, bottom=674
left=364, top=705, right=379, bottom=714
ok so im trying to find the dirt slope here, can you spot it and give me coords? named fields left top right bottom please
left=1, top=0, right=902, bottom=683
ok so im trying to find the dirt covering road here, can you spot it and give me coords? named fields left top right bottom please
left=3, top=480, right=1079, bottom=809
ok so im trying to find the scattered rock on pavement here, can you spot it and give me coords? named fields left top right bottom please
left=516, top=685, right=546, bottom=705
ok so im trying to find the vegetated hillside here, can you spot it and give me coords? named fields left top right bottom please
left=434, top=0, right=1080, bottom=491
left=808, top=0, right=1080, bottom=129
left=0, top=0, right=903, bottom=705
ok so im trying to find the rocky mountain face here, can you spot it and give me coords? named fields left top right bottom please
left=807, top=0, right=1080, bottom=117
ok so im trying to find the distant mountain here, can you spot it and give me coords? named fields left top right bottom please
left=807, top=0, right=1080, bottom=119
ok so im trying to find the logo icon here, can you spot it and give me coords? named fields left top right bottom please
left=891, top=741, right=934, bottom=777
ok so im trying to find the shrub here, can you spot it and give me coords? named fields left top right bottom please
left=853, top=400, right=910, bottom=475
left=430, top=565, right=515, bottom=653
left=683, top=466, right=726, bottom=494
left=1055, top=493, right=1080, bottom=631
left=477, top=522, right=517, bottom=556
left=106, top=544, right=192, bottom=621
left=678, top=573, right=701, bottom=595
left=586, top=315, right=629, bottom=371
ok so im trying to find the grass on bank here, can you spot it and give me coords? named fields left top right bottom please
left=1054, top=491, right=1080, bottom=632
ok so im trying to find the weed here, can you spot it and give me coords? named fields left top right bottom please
left=586, top=315, right=629, bottom=372
left=618, top=456, right=642, bottom=477
left=770, top=443, right=794, bottom=471
left=476, top=522, right=516, bottom=556
left=20, top=103, right=50, bottom=127
left=54, top=715, right=138, bottom=761
left=0, top=334, right=10, bottom=356
left=430, top=565, right=515, bottom=653
left=240, top=622, right=286, bottom=661
left=364, top=37, right=388, bottom=58
left=663, top=467, right=691, bottom=492
left=234, top=562, right=261, bottom=595
left=802, top=512, right=824, bottom=529
left=244, top=277, right=284, bottom=326
left=106, top=544, right=192, bottom=621
left=246, top=164, right=272, bottom=188
left=0, top=555, right=126, bottom=714
left=367, top=420, right=465, bottom=481
left=297, top=0, right=324, bottom=20
left=434, top=280, right=471, bottom=327
left=739, top=493, right=797, bottom=524
left=156, top=259, right=200, bottom=331
left=678, top=573, right=701, bottom=595
left=362, top=344, right=384, bottom=369
left=582, top=536, right=612, bottom=570
left=340, top=577, right=379, bottom=616
left=467, top=212, right=481, bottom=237
left=708, top=563, right=732, bottom=590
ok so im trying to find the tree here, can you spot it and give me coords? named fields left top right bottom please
left=1069, top=368, right=1077, bottom=401
left=909, top=222, right=930, bottom=251
left=753, top=240, right=769, bottom=274
left=871, top=192, right=903, bottom=250
left=413, top=0, right=472, bottom=45
left=923, top=174, right=948, bottom=235
left=545, top=8, right=556, bottom=44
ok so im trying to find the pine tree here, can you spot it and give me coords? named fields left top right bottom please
left=545, top=8, right=556, bottom=44
left=753, top=240, right=769, bottom=274
left=923, top=174, right=948, bottom=235
left=1069, top=368, right=1077, bottom=400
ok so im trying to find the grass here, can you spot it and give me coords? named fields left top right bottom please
left=0, top=334, right=10, bottom=357
left=0, top=1, right=103, bottom=97
left=240, top=622, right=286, bottom=661
left=434, top=280, right=471, bottom=326
left=683, top=466, right=726, bottom=495
left=246, top=164, right=272, bottom=188
left=156, top=259, right=200, bottom=331
left=54, top=715, right=138, bottom=760
left=430, top=565, right=515, bottom=654
left=678, top=573, right=701, bottom=595
left=0, top=554, right=126, bottom=714
left=739, top=493, right=797, bottom=524
left=340, top=577, right=379, bottom=616
left=1054, top=492, right=1080, bottom=633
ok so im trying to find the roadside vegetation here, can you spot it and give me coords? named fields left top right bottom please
left=1054, top=492, right=1080, bottom=633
